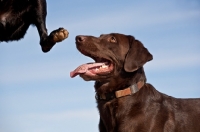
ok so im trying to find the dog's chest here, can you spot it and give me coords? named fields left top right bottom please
left=99, top=99, right=136, bottom=131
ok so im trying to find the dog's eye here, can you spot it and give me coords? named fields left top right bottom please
left=110, top=36, right=117, bottom=43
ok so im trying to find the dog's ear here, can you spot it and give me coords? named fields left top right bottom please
left=124, top=36, right=153, bottom=72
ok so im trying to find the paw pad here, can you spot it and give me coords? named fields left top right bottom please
left=51, top=28, right=69, bottom=42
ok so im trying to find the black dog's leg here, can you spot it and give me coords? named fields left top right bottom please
left=99, top=118, right=107, bottom=132
left=35, top=0, right=68, bottom=52
left=44, top=28, right=69, bottom=52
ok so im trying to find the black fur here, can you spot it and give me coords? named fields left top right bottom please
left=0, top=0, right=68, bottom=52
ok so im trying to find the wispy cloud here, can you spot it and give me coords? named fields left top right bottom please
left=1, top=108, right=99, bottom=132
left=63, top=2, right=200, bottom=33
left=0, top=60, right=70, bottom=84
left=23, top=108, right=99, bottom=121
left=145, top=52, right=200, bottom=71
left=0, top=1, right=200, bottom=132
left=1, top=2, right=199, bottom=84
left=0, top=51, right=199, bottom=84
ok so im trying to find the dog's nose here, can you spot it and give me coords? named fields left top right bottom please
left=76, top=35, right=86, bottom=42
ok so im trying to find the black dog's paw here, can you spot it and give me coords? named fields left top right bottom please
left=49, top=28, right=69, bottom=43
left=41, top=28, right=69, bottom=52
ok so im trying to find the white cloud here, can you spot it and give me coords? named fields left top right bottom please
left=1, top=108, right=99, bottom=132
left=0, top=61, right=68, bottom=83
left=145, top=52, right=200, bottom=71
left=0, top=51, right=199, bottom=84
left=64, top=2, right=200, bottom=33
left=24, top=108, right=99, bottom=121
left=1, top=0, right=199, bottom=84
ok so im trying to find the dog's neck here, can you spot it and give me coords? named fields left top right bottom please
left=94, top=67, right=146, bottom=101
left=95, top=80, right=145, bottom=101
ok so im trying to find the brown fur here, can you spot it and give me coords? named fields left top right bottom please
left=75, top=33, right=200, bottom=132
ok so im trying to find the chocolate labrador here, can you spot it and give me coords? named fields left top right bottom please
left=70, top=33, right=200, bottom=132
left=0, top=0, right=68, bottom=52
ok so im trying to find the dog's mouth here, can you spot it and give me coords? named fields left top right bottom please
left=70, top=49, right=114, bottom=78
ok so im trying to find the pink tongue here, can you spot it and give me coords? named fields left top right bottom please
left=70, top=62, right=105, bottom=78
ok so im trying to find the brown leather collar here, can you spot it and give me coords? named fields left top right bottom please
left=95, top=80, right=145, bottom=101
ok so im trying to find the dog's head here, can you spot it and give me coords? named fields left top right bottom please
left=70, top=33, right=152, bottom=84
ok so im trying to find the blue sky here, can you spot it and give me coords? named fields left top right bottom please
left=0, top=0, right=200, bottom=132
